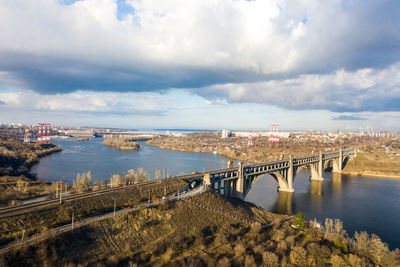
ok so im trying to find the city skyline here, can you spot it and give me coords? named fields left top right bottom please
left=1, top=0, right=400, bottom=131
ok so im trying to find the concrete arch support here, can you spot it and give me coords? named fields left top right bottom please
left=331, top=159, right=342, bottom=173
left=310, top=164, right=323, bottom=181
left=271, top=172, right=294, bottom=193
left=242, top=174, right=262, bottom=199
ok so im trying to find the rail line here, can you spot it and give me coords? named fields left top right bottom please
left=0, top=185, right=206, bottom=255
left=0, top=178, right=183, bottom=218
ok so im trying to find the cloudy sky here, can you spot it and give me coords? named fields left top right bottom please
left=0, top=0, right=399, bottom=131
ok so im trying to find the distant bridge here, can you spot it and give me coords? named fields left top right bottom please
left=179, top=148, right=356, bottom=199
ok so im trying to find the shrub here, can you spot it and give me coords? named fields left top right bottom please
left=234, top=244, right=246, bottom=256
left=217, top=257, right=231, bottom=266
left=352, top=231, right=400, bottom=266
left=347, top=254, right=362, bottom=267
left=262, top=251, right=279, bottom=266
left=271, top=229, right=285, bottom=241
left=330, top=254, right=346, bottom=267
left=73, top=171, right=93, bottom=192
left=289, top=246, right=307, bottom=265
left=325, top=218, right=346, bottom=241
left=285, top=235, right=295, bottom=249
left=244, top=255, right=257, bottom=267
left=277, top=240, right=287, bottom=254
left=123, top=168, right=148, bottom=184
left=291, top=212, right=305, bottom=230
left=110, top=174, right=122, bottom=187
left=334, top=237, right=348, bottom=254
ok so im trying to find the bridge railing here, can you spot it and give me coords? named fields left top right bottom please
left=246, top=159, right=289, bottom=169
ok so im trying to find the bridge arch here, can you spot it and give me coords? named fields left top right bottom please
left=296, top=164, right=320, bottom=180
left=205, top=148, right=355, bottom=199
left=242, top=172, right=293, bottom=199
left=324, top=159, right=341, bottom=173
left=342, top=155, right=351, bottom=169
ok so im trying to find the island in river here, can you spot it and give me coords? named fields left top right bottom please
left=103, top=138, right=140, bottom=150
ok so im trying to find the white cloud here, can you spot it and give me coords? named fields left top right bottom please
left=0, top=91, right=170, bottom=115
left=199, top=62, right=400, bottom=112
left=0, top=0, right=399, bottom=115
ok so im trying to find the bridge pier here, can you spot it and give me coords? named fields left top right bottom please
left=224, top=180, right=230, bottom=197
left=311, top=151, right=324, bottom=181
left=230, top=180, right=235, bottom=197
left=203, top=172, right=211, bottom=187
left=234, top=162, right=245, bottom=199
left=216, top=181, right=222, bottom=194
left=332, top=148, right=343, bottom=173
left=277, top=156, right=294, bottom=193
left=278, top=185, right=294, bottom=193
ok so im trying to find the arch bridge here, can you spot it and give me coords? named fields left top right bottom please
left=178, top=148, right=356, bottom=200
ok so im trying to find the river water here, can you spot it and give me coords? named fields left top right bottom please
left=31, top=138, right=400, bottom=249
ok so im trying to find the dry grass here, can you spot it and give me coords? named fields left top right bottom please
left=147, top=132, right=395, bottom=164
left=2, top=190, right=398, bottom=266
left=0, top=179, right=186, bottom=247
left=103, top=139, right=140, bottom=150
left=344, top=151, right=400, bottom=176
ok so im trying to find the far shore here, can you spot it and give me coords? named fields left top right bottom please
left=147, top=143, right=400, bottom=180
left=341, top=171, right=400, bottom=179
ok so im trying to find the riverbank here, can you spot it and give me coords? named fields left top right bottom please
left=0, top=136, right=63, bottom=205
left=146, top=132, right=362, bottom=163
left=341, top=171, right=400, bottom=179
left=103, top=138, right=140, bottom=150
left=2, top=189, right=398, bottom=266
left=342, top=151, right=400, bottom=178
left=147, top=133, right=400, bottom=178
left=0, top=136, right=62, bottom=178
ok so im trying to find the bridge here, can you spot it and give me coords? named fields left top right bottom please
left=179, top=148, right=356, bottom=199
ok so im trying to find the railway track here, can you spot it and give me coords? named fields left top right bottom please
left=0, top=186, right=206, bottom=255
left=0, top=178, right=181, bottom=218
left=0, top=169, right=221, bottom=219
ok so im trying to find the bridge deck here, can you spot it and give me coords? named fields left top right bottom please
left=177, top=149, right=354, bottom=183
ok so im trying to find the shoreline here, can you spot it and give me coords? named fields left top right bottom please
left=341, top=171, right=400, bottom=179
left=146, top=142, right=258, bottom=162
left=147, top=142, right=400, bottom=180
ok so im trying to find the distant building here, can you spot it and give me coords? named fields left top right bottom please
left=221, top=130, right=231, bottom=138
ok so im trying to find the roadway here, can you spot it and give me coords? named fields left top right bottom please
left=0, top=185, right=206, bottom=255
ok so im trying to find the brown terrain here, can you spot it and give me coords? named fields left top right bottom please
left=147, top=132, right=400, bottom=177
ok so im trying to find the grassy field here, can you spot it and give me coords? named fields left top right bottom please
left=1, top=190, right=399, bottom=266
left=0, top=176, right=54, bottom=206
left=0, top=179, right=186, bottom=247
left=343, top=151, right=400, bottom=177
left=103, top=139, right=140, bottom=150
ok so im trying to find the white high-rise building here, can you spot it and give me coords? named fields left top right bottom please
left=221, top=130, right=231, bottom=138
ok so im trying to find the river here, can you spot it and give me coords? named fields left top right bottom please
left=31, top=138, right=400, bottom=249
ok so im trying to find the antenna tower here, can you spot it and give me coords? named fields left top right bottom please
left=23, top=127, right=30, bottom=143
left=37, top=123, right=51, bottom=143
left=248, top=130, right=253, bottom=148
left=269, top=124, right=280, bottom=144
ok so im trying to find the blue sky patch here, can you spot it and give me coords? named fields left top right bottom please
left=116, top=0, right=136, bottom=21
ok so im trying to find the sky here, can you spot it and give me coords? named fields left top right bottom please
left=0, top=0, right=400, bottom=131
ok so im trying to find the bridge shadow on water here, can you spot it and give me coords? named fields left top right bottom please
left=245, top=170, right=347, bottom=216
left=244, top=170, right=400, bottom=250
